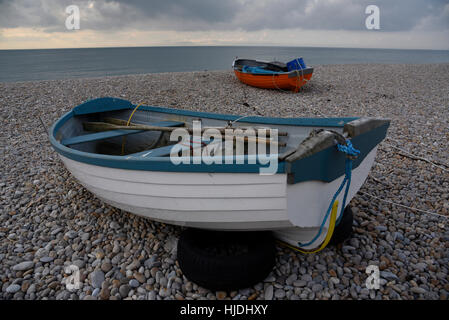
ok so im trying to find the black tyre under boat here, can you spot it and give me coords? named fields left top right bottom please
left=177, top=228, right=276, bottom=291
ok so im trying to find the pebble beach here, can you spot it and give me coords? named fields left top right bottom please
left=0, top=63, right=448, bottom=300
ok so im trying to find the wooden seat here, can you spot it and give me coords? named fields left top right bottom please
left=61, top=120, right=184, bottom=146
left=127, top=139, right=212, bottom=158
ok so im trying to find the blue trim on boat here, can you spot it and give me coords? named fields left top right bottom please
left=73, top=97, right=133, bottom=115
left=135, top=104, right=356, bottom=128
left=62, top=129, right=143, bottom=146
left=286, top=123, right=389, bottom=183
left=72, top=97, right=357, bottom=128
left=51, top=145, right=286, bottom=173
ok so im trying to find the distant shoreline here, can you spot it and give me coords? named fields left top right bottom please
left=1, top=62, right=448, bottom=85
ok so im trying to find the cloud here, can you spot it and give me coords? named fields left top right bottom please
left=412, top=2, right=449, bottom=31
left=0, top=0, right=448, bottom=33
left=0, top=0, right=448, bottom=49
left=0, top=0, right=239, bottom=31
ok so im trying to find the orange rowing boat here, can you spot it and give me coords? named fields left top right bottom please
left=233, top=58, right=313, bottom=92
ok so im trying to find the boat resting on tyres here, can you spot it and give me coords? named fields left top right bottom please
left=49, top=97, right=389, bottom=250
left=233, top=58, right=313, bottom=92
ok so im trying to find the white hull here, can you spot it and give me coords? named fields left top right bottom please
left=59, top=147, right=377, bottom=248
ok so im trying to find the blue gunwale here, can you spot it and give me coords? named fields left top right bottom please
left=71, top=97, right=358, bottom=127
left=49, top=97, right=389, bottom=181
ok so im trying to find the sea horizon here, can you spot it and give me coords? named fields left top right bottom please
left=3, top=44, right=449, bottom=51
left=1, top=45, right=449, bottom=83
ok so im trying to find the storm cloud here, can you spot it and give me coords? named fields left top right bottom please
left=0, top=0, right=448, bottom=32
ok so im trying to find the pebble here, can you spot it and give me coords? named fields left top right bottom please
left=110, top=221, right=120, bottom=229
left=264, top=285, right=274, bottom=300
left=216, top=291, right=227, bottom=300
left=285, top=274, right=297, bottom=286
left=90, top=270, right=105, bottom=289
left=12, top=261, right=34, bottom=271
left=40, top=256, right=54, bottom=263
left=264, top=275, right=276, bottom=282
left=126, top=260, right=140, bottom=271
left=410, top=287, right=427, bottom=295
left=293, top=280, right=307, bottom=287
left=119, top=285, right=131, bottom=298
left=100, top=288, right=110, bottom=300
left=6, top=284, right=21, bottom=294
left=65, top=230, right=78, bottom=239
left=274, top=289, right=286, bottom=299
left=380, top=271, right=399, bottom=282
left=72, top=259, right=85, bottom=269
left=129, top=279, right=140, bottom=288
left=159, top=287, right=171, bottom=298
left=101, top=262, right=112, bottom=273
left=311, top=284, right=323, bottom=292
left=148, top=291, right=157, bottom=300
left=134, top=273, right=146, bottom=284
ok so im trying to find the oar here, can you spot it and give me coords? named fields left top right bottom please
left=83, top=121, right=176, bottom=133
left=83, top=121, right=286, bottom=147
left=103, top=117, right=288, bottom=136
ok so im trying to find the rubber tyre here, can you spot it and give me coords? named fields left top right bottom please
left=329, top=206, right=354, bottom=245
left=177, top=228, right=276, bottom=291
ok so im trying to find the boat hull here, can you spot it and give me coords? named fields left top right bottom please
left=234, top=69, right=313, bottom=92
left=60, top=146, right=377, bottom=248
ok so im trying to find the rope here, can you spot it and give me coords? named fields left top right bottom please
left=121, top=102, right=146, bottom=155
left=297, top=139, right=360, bottom=251
left=382, top=141, right=448, bottom=172
left=180, top=139, right=207, bottom=150
left=229, top=115, right=252, bottom=126
left=270, top=57, right=307, bottom=93
left=337, top=140, right=361, bottom=158
left=271, top=73, right=283, bottom=91
left=294, top=58, right=306, bottom=92
left=359, top=191, right=448, bottom=220
left=227, top=114, right=259, bottom=129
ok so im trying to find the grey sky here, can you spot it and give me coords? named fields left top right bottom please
left=0, top=0, right=448, bottom=49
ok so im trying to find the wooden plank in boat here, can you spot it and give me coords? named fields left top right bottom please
left=61, top=120, right=184, bottom=146
left=128, top=139, right=212, bottom=158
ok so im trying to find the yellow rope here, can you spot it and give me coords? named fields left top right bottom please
left=121, top=102, right=146, bottom=155
left=277, top=200, right=339, bottom=254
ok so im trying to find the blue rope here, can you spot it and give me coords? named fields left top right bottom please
left=337, top=140, right=360, bottom=158
left=299, top=139, right=360, bottom=247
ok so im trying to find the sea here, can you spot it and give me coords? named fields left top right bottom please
left=0, top=46, right=448, bottom=83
